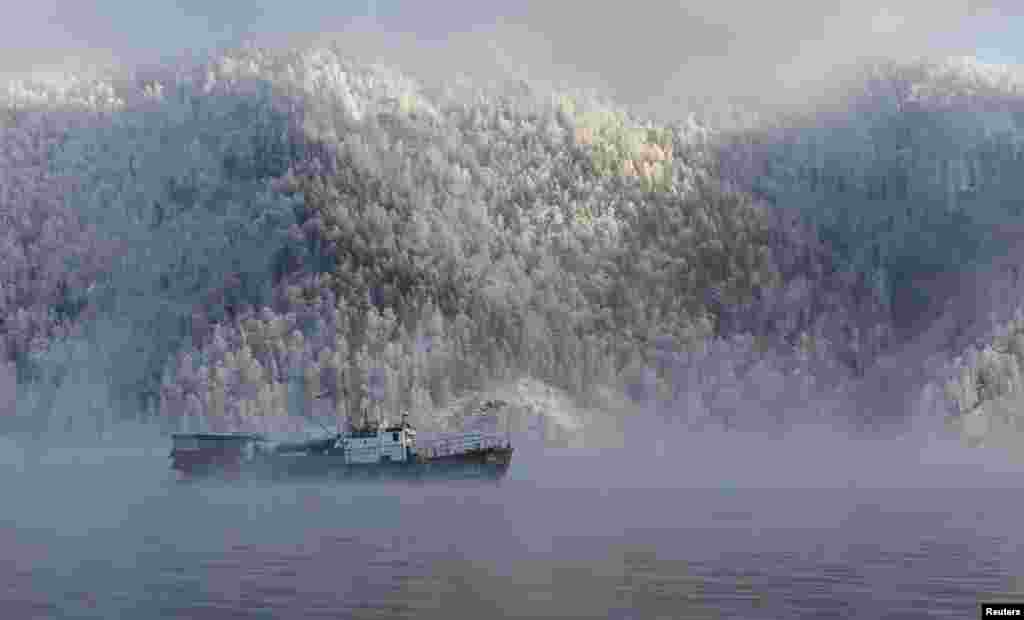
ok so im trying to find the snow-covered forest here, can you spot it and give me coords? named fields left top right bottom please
left=2, top=44, right=1024, bottom=450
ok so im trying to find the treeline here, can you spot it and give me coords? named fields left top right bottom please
left=151, top=45, right=793, bottom=432
left=715, top=57, right=1024, bottom=328
left=711, top=56, right=1024, bottom=435
left=3, top=43, right=932, bottom=435
left=152, top=46, right=906, bottom=433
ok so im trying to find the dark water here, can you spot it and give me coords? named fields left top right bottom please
left=3, top=440, right=1024, bottom=619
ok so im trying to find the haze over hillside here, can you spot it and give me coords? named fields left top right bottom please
left=2, top=29, right=1024, bottom=456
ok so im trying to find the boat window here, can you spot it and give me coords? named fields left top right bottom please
left=392, top=432, right=400, bottom=442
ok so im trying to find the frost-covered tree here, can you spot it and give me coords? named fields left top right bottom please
left=16, top=41, right=1015, bottom=438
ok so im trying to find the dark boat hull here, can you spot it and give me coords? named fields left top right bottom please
left=171, top=447, right=513, bottom=483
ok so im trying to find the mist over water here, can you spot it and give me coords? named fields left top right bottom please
left=4, top=424, right=1024, bottom=618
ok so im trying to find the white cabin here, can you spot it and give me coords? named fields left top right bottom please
left=335, top=423, right=417, bottom=464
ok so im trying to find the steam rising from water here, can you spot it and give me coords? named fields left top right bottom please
left=3, top=410, right=1024, bottom=499
left=5, top=409, right=1024, bottom=619
left=5, top=432, right=1024, bottom=619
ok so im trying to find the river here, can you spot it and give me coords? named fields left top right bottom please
left=2, top=431, right=1024, bottom=619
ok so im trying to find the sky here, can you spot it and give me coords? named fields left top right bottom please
left=3, top=2, right=1024, bottom=115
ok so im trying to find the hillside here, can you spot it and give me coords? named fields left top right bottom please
left=2, top=45, right=1024, bottom=449
left=715, top=56, right=1024, bottom=450
left=718, top=57, right=1024, bottom=331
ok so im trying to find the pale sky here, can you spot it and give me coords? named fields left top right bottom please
left=3, top=1, right=1023, bottom=114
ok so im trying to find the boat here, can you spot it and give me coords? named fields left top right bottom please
left=169, top=410, right=513, bottom=482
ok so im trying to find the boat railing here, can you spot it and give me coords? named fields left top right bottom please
left=420, top=432, right=509, bottom=458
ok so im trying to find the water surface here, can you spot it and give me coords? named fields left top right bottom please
left=2, top=438, right=1023, bottom=619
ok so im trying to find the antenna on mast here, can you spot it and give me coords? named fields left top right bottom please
left=506, top=405, right=511, bottom=448
left=309, top=391, right=334, bottom=437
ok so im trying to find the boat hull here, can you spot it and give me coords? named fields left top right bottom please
left=171, top=447, right=513, bottom=483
